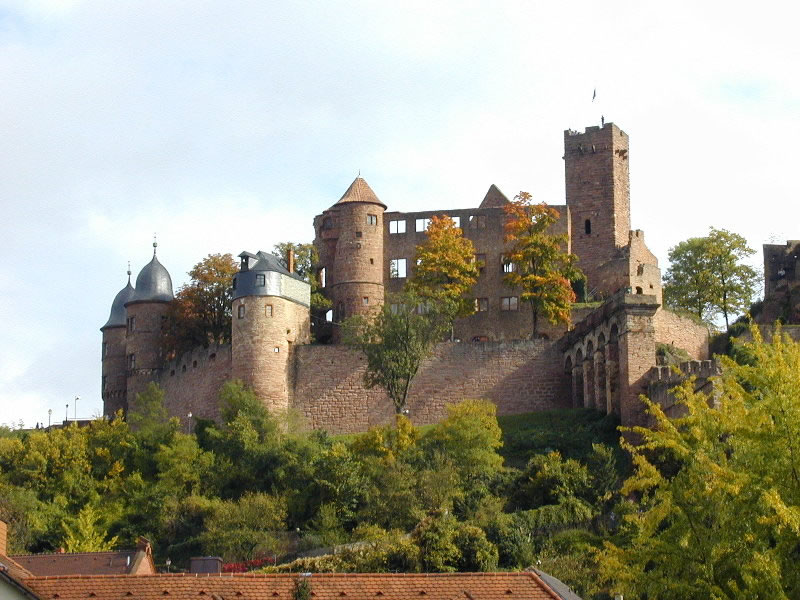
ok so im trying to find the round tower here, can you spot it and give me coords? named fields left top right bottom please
left=124, top=242, right=174, bottom=406
left=313, top=177, right=386, bottom=330
left=100, top=267, right=135, bottom=418
left=231, top=251, right=311, bottom=415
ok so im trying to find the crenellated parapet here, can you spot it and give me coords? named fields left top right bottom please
left=646, top=359, right=720, bottom=420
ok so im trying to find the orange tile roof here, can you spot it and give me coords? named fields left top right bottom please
left=12, top=551, right=143, bottom=577
left=336, top=177, right=386, bottom=208
left=24, top=572, right=564, bottom=600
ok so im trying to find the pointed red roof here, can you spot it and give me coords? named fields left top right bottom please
left=335, top=177, right=386, bottom=208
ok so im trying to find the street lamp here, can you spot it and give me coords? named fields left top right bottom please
left=65, top=403, right=69, bottom=422
left=187, top=412, right=193, bottom=434
left=74, top=396, right=79, bottom=421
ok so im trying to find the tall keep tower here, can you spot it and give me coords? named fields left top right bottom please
left=100, top=268, right=135, bottom=417
left=564, top=123, right=631, bottom=297
left=231, top=251, right=311, bottom=414
left=314, top=177, right=386, bottom=330
left=124, top=243, right=174, bottom=406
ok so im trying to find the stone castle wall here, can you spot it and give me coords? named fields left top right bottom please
left=292, top=340, right=568, bottom=434
left=653, top=308, right=709, bottom=360
left=157, top=344, right=232, bottom=427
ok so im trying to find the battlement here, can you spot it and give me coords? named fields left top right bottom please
left=648, top=360, right=720, bottom=384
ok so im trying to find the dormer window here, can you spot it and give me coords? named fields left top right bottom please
left=240, top=258, right=249, bottom=272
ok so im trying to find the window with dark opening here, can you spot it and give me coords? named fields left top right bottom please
left=256, top=274, right=265, bottom=286
left=238, top=304, right=245, bottom=319
left=585, top=219, right=591, bottom=234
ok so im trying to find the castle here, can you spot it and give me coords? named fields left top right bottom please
left=101, top=122, right=710, bottom=432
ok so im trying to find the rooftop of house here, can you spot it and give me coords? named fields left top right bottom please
left=22, top=572, right=568, bottom=600
left=10, top=549, right=154, bottom=578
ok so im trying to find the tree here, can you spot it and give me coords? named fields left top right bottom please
left=273, top=242, right=331, bottom=313
left=407, top=215, right=480, bottom=323
left=503, top=192, right=581, bottom=337
left=663, top=228, right=759, bottom=327
left=60, top=504, right=119, bottom=552
left=706, top=227, right=760, bottom=328
left=162, top=253, right=238, bottom=359
left=597, top=327, right=800, bottom=599
left=202, top=492, right=287, bottom=561
left=342, top=292, right=450, bottom=414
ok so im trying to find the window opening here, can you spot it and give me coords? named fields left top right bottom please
left=238, top=304, right=245, bottom=319
left=320, top=267, right=326, bottom=287
left=325, top=309, right=333, bottom=322
left=389, top=219, right=406, bottom=234
left=390, top=258, right=407, bottom=278
left=475, top=298, right=489, bottom=312
left=475, top=254, right=486, bottom=273
left=265, top=305, right=273, bottom=317
left=367, top=214, right=378, bottom=225
left=500, top=296, right=519, bottom=311
left=469, top=215, right=486, bottom=229
left=585, top=219, right=591, bottom=235
left=416, top=218, right=431, bottom=232
left=255, top=274, right=265, bottom=287
left=355, top=231, right=362, bottom=238
left=362, top=296, right=369, bottom=306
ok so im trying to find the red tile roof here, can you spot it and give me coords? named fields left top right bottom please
left=24, top=572, right=564, bottom=600
left=11, top=551, right=151, bottom=577
left=336, top=177, right=386, bottom=208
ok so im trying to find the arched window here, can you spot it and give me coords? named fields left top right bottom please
left=584, top=219, right=591, bottom=234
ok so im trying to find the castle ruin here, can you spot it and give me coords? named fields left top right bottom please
left=101, top=122, right=710, bottom=432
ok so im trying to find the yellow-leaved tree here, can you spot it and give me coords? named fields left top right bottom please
left=598, top=326, right=800, bottom=599
left=503, top=192, right=581, bottom=337
left=408, top=215, right=480, bottom=324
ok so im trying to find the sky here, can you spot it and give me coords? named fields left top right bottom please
left=1, top=0, right=798, bottom=428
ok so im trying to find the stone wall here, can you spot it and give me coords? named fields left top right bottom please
left=157, top=344, right=232, bottom=426
left=647, top=360, right=719, bottom=420
left=653, top=308, right=709, bottom=360
left=292, top=340, right=568, bottom=434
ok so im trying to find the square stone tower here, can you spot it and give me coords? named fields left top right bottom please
left=564, top=123, right=631, bottom=297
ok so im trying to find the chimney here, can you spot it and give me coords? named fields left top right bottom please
left=190, top=557, right=222, bottom=574
left=136, top=536, right=152, bottom=555
left=287, top=248, right=295, bottom=274
left=0, top=520, right=7, bottom=556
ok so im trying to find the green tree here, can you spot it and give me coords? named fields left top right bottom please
left=343, top=292, right=450, bottom=414
left=407, top=215, right=480, bottom=324
left=503, top=192, right=581, bottom=337
left=663, top=228, right=759, bottom=327
left=61, top=504, right=119, bottom=552
left=202, top=492, right=288, bottom=561
left=162, top=253, right=238, bottom=359
left=598, top=327, right=800, bottom=599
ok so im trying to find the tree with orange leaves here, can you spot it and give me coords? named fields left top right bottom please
left=408, top=215, right=480, bottom=322
left=161, top=253, right=238, bottom=360
left=503, top=192, right=581, bottom=337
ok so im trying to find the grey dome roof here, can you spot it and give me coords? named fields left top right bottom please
left=127, top=255, right=173, bottom=304
left=101, top=279, right=135, bottom=330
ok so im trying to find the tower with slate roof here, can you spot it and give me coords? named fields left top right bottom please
left=231, top=251, right=311, bottom=414
left=123, top=241, right=174, bottom=406
left=100, top=266, right=136, bottom=416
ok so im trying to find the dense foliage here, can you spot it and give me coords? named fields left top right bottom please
left=597, top=326, right=800, bottom=599
left=0, top=388, right=622, bottom=597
